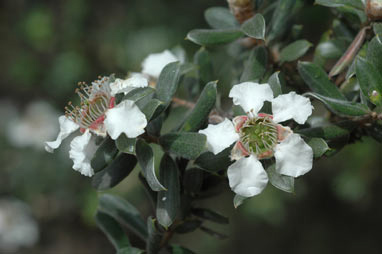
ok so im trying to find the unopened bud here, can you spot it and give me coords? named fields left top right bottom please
left=227, top=0, right=254, bottom=24
left=366, top=0, right=382, bottom=21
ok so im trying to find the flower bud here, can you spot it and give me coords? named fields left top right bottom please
left=366, top=0, right=382, bottom=21
left=227, top=0, right=254, bottom=24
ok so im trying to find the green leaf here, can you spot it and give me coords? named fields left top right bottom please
left=141, top=99, right=164, bottom=121
left=298, top=61, right=346, bottom=100
left=136, top=139, right=166, bottom=191
left=181, top=81, right=217, bottom=132
left=240, top=46, right=268, bottom=82
left=366, top=36, right=382, bottom=75
left=305, top=92, right=369, bottom=116
left=296, top=125, right=350, bottom=140
left=155, top=62, right=181, bottom=104
left=194, top=47, right=214, bottom=85
left=186, top=29, right=243, bottom=46
left=92, top=153, right=137, bottom=190
left=95, top=211, right=131, bottom=250
left=117, top=247, right=144, bottom=254
left=159, top=132, right=206, bottom=160
left=194, top=146, right=233, bottom=173
left=266, top=164, right=294, bottom=193
left=305, top=137, right=330, bottom=158
left=241, top=14, right=266, bottom=40
left=146, top=217, right=163, bottom=254
left=374, top=23, right=382, bottom=35
left=91, top=137, right=118, bottom=172
left=268, top=0, right=297, bottom=42
left=123, top=87, right=155, bottom=102
left=192, top=208, right=229, bottom=224
left=183, top=168, right=204, bottom=194
left=98, top=194, right=148, bottom=241
left=116, top=134, right=136, bottom=155
left=268, top=71, right=283, bottom=97
left=280, top=40, right=312, bottom=63
left=156, top=155, right=180, bottom=228
left=356, top=57, right=382, bottom=105
left=204, top=7, right=239, bottom=29
left=315, top=0, right=364, bottom=9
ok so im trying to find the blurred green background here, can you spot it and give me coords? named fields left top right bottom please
left=0, top=0, right=381, bottom=253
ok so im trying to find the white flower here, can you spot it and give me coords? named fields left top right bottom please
left=45, top=76, right=148, bottom=177
left=141, top=50, right=179, bottom=79
left=198, top=82, right=314, bottom=198
left=6, top=101, right=59, bottom=150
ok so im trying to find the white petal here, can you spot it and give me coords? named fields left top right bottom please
left=274, top=133, right=313, bottom=177
left=198, top=118, right=239, bottom=155
left=227, top=156, right=268, bottom=197
left=45, top=116, right=79, bottom=153
left=229, top=82, right=274, bottom=114
left=69, top=130, right=98, bottom=177
left=104, top=100, right=147, bottom=139
left=272, top=92, right=313, bottom=124
left=109, top=74, right=149, bottom=96
left=141, top=50, right=178, bottom=78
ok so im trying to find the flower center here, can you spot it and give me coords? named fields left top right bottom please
left=240, top=116, right=278, bottom=156
left=65, top=77, right=115, bottom=132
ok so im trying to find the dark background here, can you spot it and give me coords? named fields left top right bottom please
left=0, top=0, right=381, bottom=253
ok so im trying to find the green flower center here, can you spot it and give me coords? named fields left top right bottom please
left=240, top=117, right=278, bottom=156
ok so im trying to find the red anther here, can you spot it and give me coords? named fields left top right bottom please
left=80, top=128, right=86, bottom=133
left=258, top=113, right=273, bottom=119
left=233, top=115, right=248, bottom=132
left=109, top=97, right=116, bottom=109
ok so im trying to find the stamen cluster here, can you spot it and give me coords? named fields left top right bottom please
left=239, top=116, right=278, bottom=157
left=64, top=77, right=114, bottom=132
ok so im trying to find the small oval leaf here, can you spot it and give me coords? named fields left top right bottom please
left=156, top=155, right=180, bottom=228
left=92, top=153, right=137, bottom=190
left=280, top=40, right=312, bottom=63
left=159, top=132, right=206, bottom=160
left=181, top=81, right=217, bottom=132
left=204, top=7, right=239, bottom=29
left=186, top=29, right=243, bottom=46
left=98, top=194, right=148, bottom=241
left=241, top=14, right=266, bottom=40
left=136, top=139, right=166, bottom=191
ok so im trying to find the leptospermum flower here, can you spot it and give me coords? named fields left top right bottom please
left=199, top=82, right=314, bottom=198
left=45, top=75, right=148, bottom=177
left=141, top=50, right=180, bottom=79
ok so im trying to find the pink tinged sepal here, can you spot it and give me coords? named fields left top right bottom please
left=274, top=133, right=313, bottom=178
left=69, top=129, right=98, bottom=177
left=45, top=115, right=79, bottom=153
left=227, top=155, right=268, bottom=198
left=231, top=141, right=250, bottom=161
left=232, top=115, right=248, bottom=132
left=276, top=124, right=292, bottom=142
